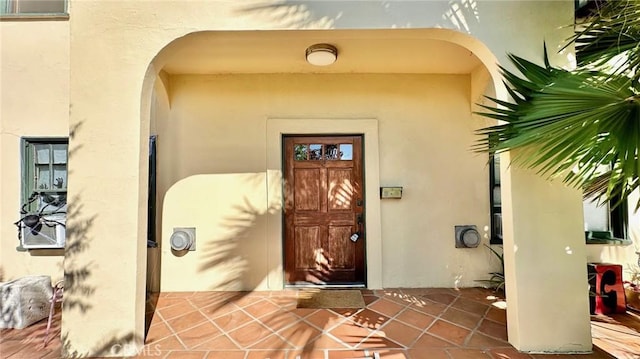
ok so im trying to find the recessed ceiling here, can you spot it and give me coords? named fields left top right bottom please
left=157, top=29, right=483, bottom=75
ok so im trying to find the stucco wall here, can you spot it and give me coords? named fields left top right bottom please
left=0, top=20, right=69, bottom=282
left=0, top=0, right=602, bottom=356
left=158, top=73, right=495, bottom=291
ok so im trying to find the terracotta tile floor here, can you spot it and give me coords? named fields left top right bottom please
left=590, top=310, right=640, bottom=359
left=1, top=288, right=636, bottom=358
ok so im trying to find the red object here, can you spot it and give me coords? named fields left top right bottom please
left=588, top=263, right=626, bottom=314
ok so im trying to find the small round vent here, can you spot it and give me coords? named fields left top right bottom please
left=170, top=228, right=195, bottom=251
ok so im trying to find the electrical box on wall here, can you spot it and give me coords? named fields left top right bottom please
left=380, top=187, right=403, bottom=199
left=455, top=225, right=481, bottom=248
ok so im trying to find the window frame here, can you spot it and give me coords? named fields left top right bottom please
left=610, top=196, right=628, bottom=239
left=21, top=137, right=68, bottom=214
left=584, top=194, right=630, bottom=244
left=17, top=137, right=68, bottom=250
left=1, top=0, right=68, bottom=20
left=489, top=154, right=629, bottom=245
left=147, top=135, right=158, bottom=247
left=489, top=154, right=502, bottom=244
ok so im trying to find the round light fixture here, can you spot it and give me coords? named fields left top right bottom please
left=305, top=43, right=338, bottom=66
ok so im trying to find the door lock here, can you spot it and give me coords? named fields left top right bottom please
left=352, top=214, right=363, bottom=242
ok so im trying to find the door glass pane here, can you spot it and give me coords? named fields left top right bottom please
left=309, top=144, right=322, bottom=160
left=35, top=144, right=50, bottom=164
left=339, top=144, right=353, bottom=160
left=36, top=164, right=51, bottom=190
left=52, top=144, right=67, bottom=164
left=294, top=144, right=308, bottom=161
left=325, top=144, right=339, bottom=160
left=53, top=165, right=67, bottom=189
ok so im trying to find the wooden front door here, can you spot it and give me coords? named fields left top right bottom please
left=284, top=135, right=365, bottom=286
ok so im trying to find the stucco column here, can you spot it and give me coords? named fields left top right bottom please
left=500, top=151, right=592, bottom=353
left=62, top=3, right=150, bottom=355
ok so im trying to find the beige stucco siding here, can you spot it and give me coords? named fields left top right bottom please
left=158, top=73, right=494, bottom=291
left=0, top=20, right=69, bottom=282
left=1, top=0, right=627, bottom=355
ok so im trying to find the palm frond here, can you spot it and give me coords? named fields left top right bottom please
left=570, top=0, right=640, bottom=81
left=474, top=49, right=640, bottom=207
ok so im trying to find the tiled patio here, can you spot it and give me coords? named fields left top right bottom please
left=1, top=287, right=633, bottom=358
left=591, top=310, right=640, bottom=359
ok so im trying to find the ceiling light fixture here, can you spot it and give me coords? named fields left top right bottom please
left=305, top=43, right=338, bottom=66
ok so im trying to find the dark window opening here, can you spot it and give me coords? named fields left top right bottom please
left=147, top=135, right=157, bottom=248
left=489, top=154, right=502, bottom=244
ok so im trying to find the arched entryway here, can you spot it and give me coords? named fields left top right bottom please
left=59, top=2, right=593, bottom=356
left=140, top=28, right=502, bottom=297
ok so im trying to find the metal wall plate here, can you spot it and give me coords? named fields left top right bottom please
left=380, top=187, right=403, bottom=199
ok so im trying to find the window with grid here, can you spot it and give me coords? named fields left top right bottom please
left=22, top=138, right=68, bottom=214
left=18, top=138, right=68, bottom=249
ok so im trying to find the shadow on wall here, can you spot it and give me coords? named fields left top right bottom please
left=60, top=122, right=144, bottom=358
left=237, top=0, right=481, bottom=33
left=62, top=121, right=95, bottom=317
left=61, top=199, right=96, bottom=315
left=195, top=173, right=279, bottom=290
left=150, top=1, right=486, bottom=355
left=189, top=174, right=335, bottom=358
left=162, top=171, right=371, bottom=356
left=60, top=197, right=101, bottom=358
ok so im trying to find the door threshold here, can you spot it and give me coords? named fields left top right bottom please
left=285, top=283, right=366, bottom=289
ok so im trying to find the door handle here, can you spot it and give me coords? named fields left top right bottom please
left=352, top=214, right=364, bottom=243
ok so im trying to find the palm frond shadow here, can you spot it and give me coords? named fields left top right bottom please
left=192, top=177, right=372, bottom=355
left=61, top=199, right=96, bottom=314
left=236, top=0, right=482, bottom=32
left=197, top=193, right=275, bottom=290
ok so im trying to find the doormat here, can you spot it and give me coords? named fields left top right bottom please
left=297, top=290, right=365, bottom=309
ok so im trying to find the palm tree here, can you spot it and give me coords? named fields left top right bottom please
left=476, top=0, right=639, bottom=209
